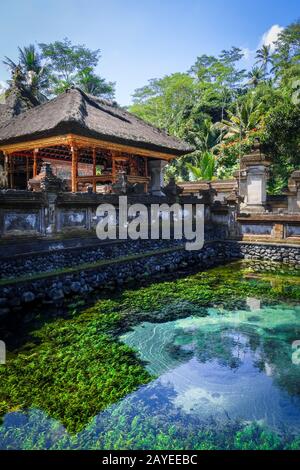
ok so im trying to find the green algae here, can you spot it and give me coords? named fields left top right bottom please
left=0, top=260, right=300, bottom=440
left=0, top=300, right=152, bottom=433
left=0, top=401, right=299, bottom=450
left=116, top=261, right=300, bottom=319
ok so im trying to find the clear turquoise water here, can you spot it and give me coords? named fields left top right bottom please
left=121, top=302, right=300, bottom=432
left=1, top=298, right=300, bottom=449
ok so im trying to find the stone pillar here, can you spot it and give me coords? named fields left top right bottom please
left=287, top=170, right=300, bottom=213
left=238, top=142, right=270, bottom=213
left=148, top=159, right=167, bottom=196
left=45, top=192, right=58, bottom=234
left=27, top=162, right=65, bottom=234
left=245, top=164, right=269, bottom=212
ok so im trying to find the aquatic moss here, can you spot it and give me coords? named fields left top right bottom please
left=0, top=403, right=299, bottom=450
left=0, top=300, right=152, bottom=433
left=117, top=262, right=300, bottom=316
left=1, top=261, right=300, bottom=441
left=234, top=423, right=282, bottom=450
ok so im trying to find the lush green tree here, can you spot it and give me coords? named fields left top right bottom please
left=247, top=67, right=265, bottom=88
left=39, top=38, right=99, bottom=92
left=76, top=67, right=115, bottom=99
left=217, top=92, right=264, bottom=140
left=264, top=98, right=300, bottom=192
left=272, top=20, right=300, bottom=80
left=131, top=73, right=195, bottom=134
left=130, top=19, right=299, bottom=187
left=39, top=38, right=115, bottom=98
left=3, top=44, right=49, bottom=101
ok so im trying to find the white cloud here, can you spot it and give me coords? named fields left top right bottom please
left=240, top=47, right=254, bottom=62
left=260, top=24, right=284, bottom=52
left=238, top=47, right=256, bottom=71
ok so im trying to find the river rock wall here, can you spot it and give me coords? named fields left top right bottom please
left=0, top=240, right=300, bottom=320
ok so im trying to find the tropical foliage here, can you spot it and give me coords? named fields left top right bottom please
left=3, top=38, right=115, bottom=100
left=130, top=20, right=300, bottom=190
left=2, top=21, right=299, bottom=189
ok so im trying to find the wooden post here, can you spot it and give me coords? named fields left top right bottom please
left=33, top=149, right=38, bottom=177
left=71, top=145, right=78, bottom=192
left=144, top=157, right=148, bottom=192
left=92, top=147, right=96, bottom=192
left=26, top=155, right=30, bottom=182
left=112, top=152, right=116, bottom=181
left=3, top=152, right=9, bottom=188
left=10, top=154, right=14, bottom=188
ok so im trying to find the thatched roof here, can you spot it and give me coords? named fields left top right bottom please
left=0, top=87, right=193, bottom=156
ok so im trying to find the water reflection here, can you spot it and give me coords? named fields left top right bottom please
left=121, top=302, right=300, bottom=431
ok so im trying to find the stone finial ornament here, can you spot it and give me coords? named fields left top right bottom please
left=163, top=176, right=183, bottom=198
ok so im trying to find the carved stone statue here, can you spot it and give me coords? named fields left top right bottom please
left=28, top=162, right=66, bottom=192
left=111, top=171, right=129, bottom=195
left=225, top=189, right=244, bottom=206
left=111, top=171, right=145, bottom=195
left=0, top=164, right=8, bottom=188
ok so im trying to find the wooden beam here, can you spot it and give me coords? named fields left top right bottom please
left=71, top=145, right=78, bottom=192
left=0, top=133, right=180, bottom=161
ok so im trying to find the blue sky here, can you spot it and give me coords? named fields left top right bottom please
left=0, top=0, right=299, bottom=105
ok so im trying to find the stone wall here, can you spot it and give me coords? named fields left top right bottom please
left=1, top=239, right=299, bottom=320
left=225, top=241, right=300, bottom=266
left=0, top=190, right=206, bottom=238
left=0, top=241, right=231, bottom=319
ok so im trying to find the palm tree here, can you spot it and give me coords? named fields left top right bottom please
left=255, top=45, right=272, bottom=77
left=247, top=67, right=265, bottom=88
left=186, top=151, right=215, bottom=181
left=3, top=45, right=49, bottom=101
left=76, top=67, right=115, bottom=99
left=216, top=93, right=264, bottom=140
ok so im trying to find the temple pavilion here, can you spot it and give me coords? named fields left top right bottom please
left=0, top=86, right=192, bottom=193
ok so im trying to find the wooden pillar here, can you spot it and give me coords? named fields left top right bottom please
left=26, top=155, right=30, bottom=182
left=3, top=152, right=9, bottom=188
left=112, top=152, right=116, bottom=181
left=144, top=157, right=148, bottom=192
left=71, top=145, right=78, bottom=192
left=33, top=149, right=38, bottom=177
left=9, top=154, right=14, bottom=188
left=92, top=147, right=96, bottom=192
